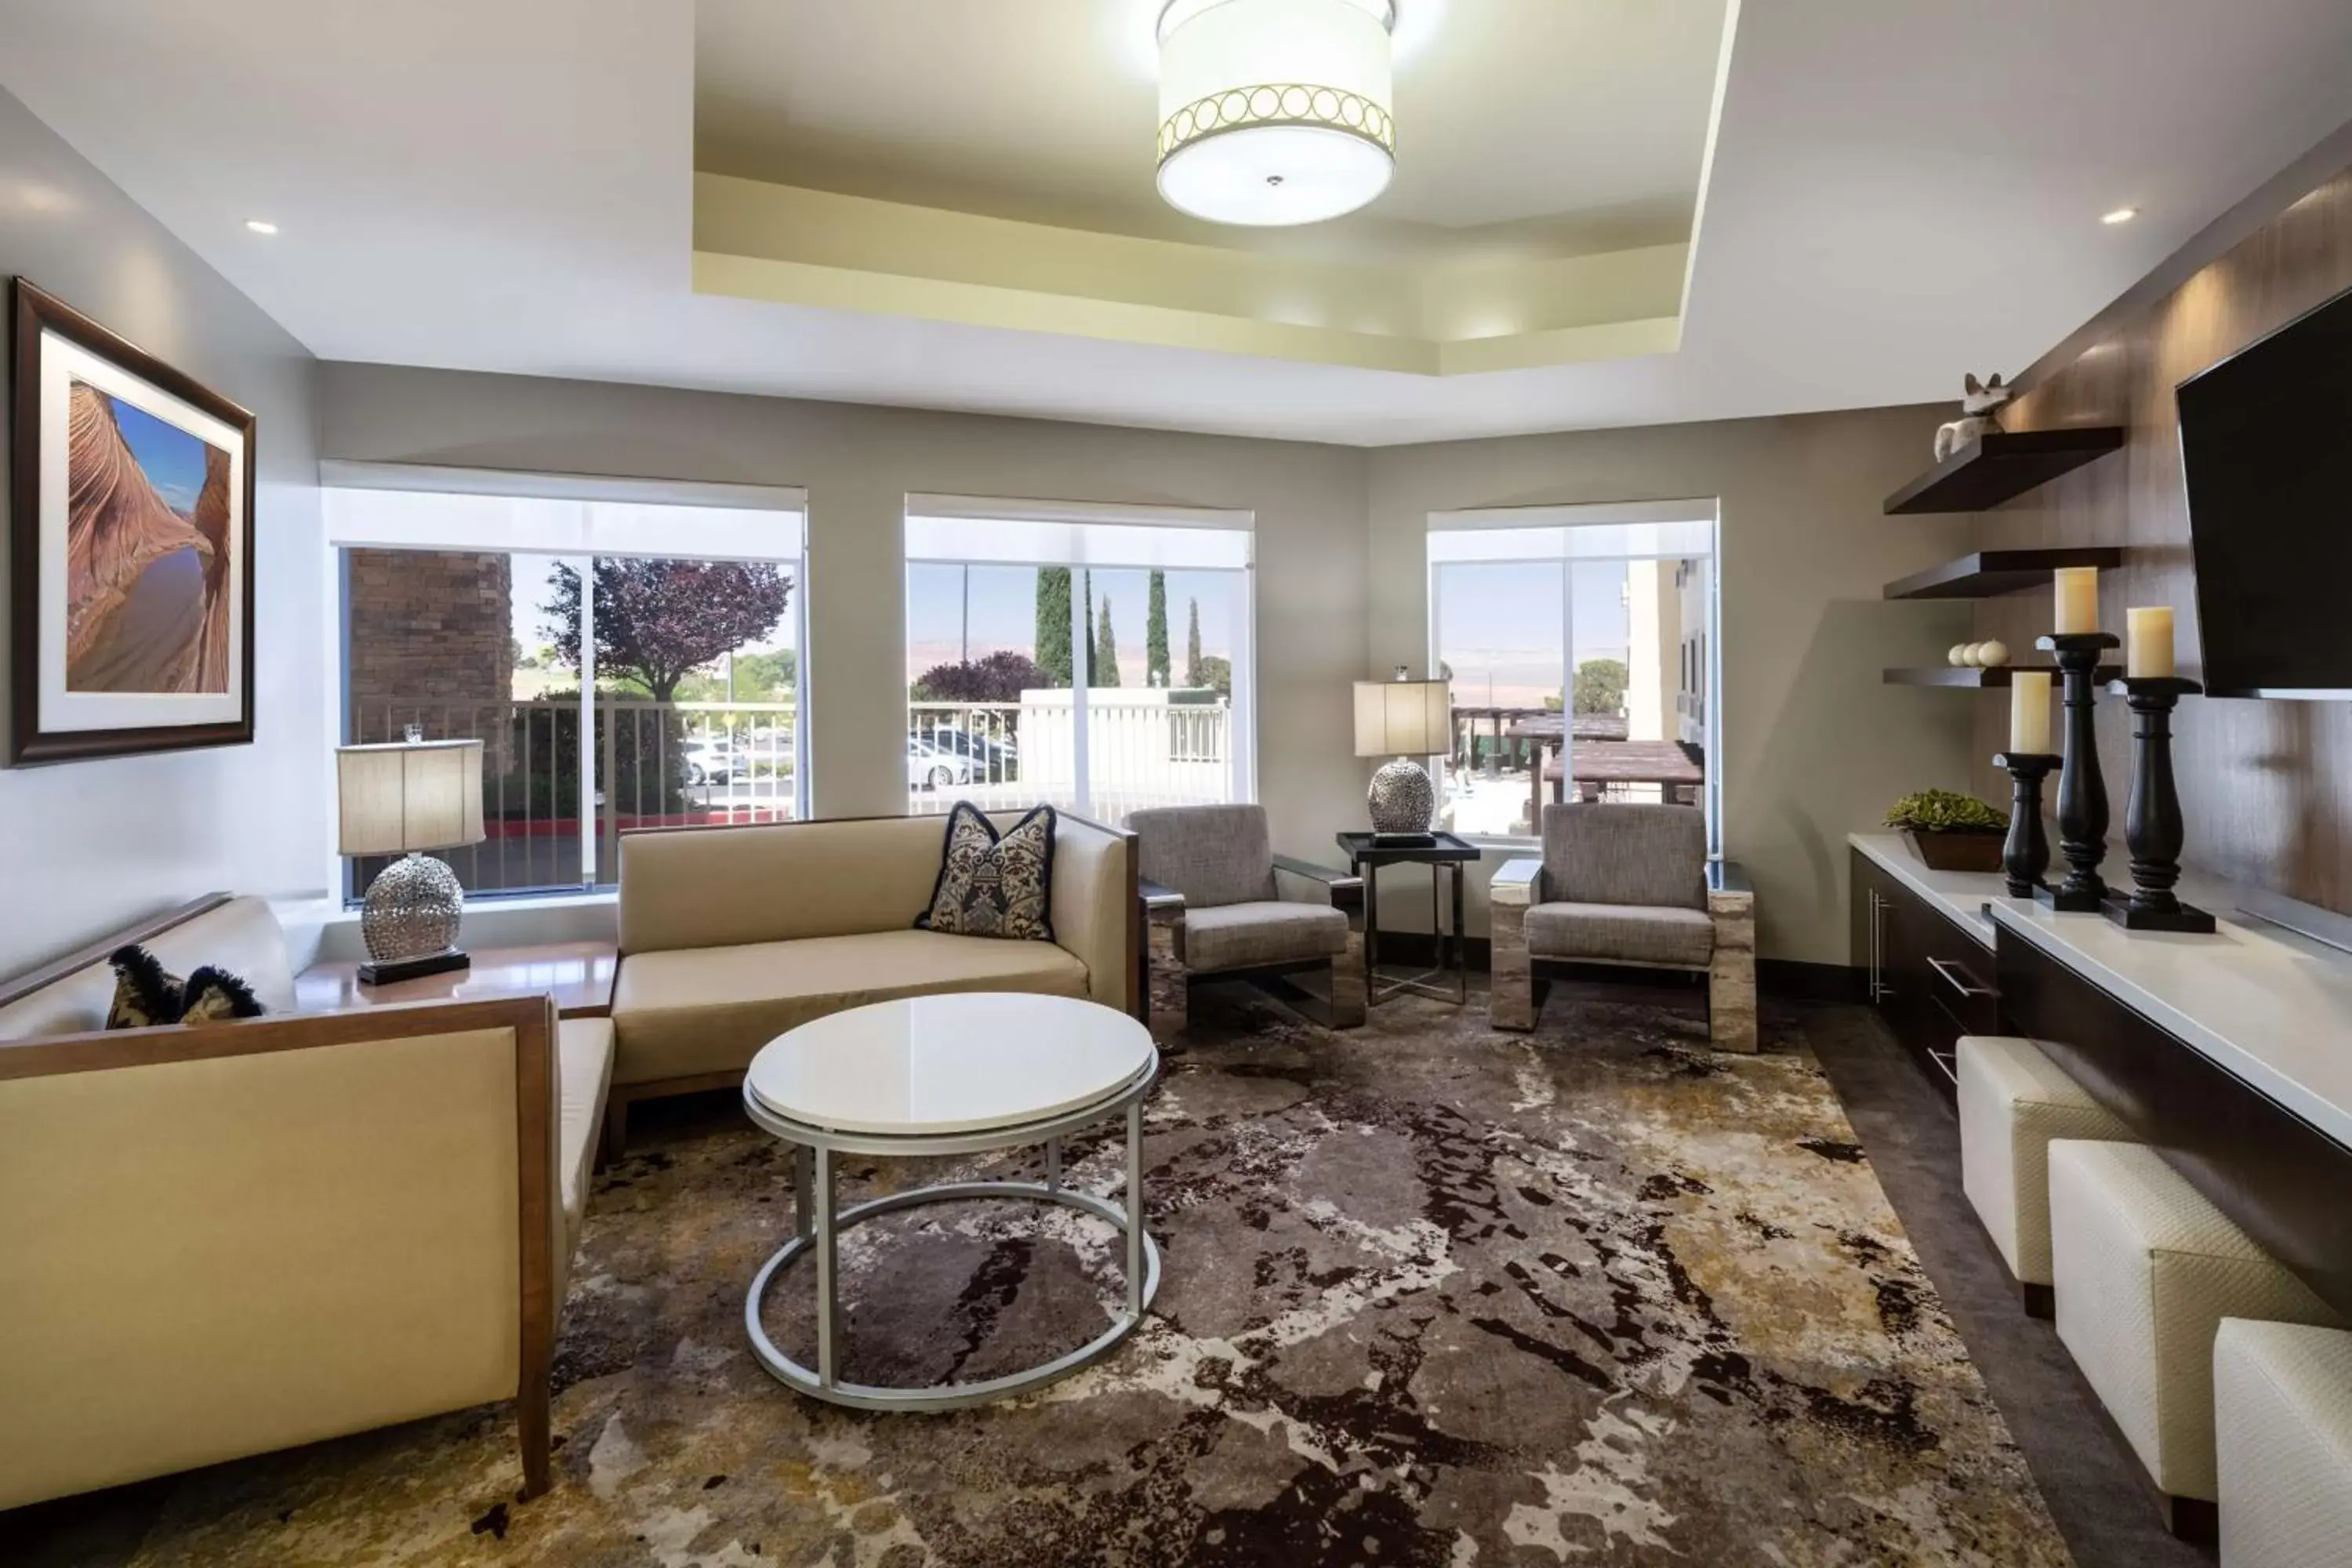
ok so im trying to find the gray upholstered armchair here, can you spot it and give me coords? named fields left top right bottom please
left=1127, top=804, right=1367, bottom=1040
left=1489, top=802, right=1756, bottom=1051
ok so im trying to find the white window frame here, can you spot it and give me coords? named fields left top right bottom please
left=1427, top=502, right=1722, bottom=856
left=903, top=496, right=1258, bottom=819
left=321, top=464, right=808, bottom=898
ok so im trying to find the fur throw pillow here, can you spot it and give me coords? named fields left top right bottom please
left=105, top=945, right=267, bottom=1029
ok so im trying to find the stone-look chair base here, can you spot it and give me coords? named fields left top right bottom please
left=1489, top=857, right=1757, bottom=1051
left=2215, top=1319, right=2352, bottom=1568
left=1144, top=857, right=1367, bottom=1044
left=2049, top=1138, right=2347, bottom=1541
left=1957, top=1034, right=2133, bottom=1318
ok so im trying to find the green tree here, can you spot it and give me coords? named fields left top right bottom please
left=1195, top=653, right=1232, bottom=699
left=1034, top=568, right=1073, bottom=687
left=1094, top=594, right=1121, bottom=687
left=1145, top=570, right=1171, bottom=687
left=1572, top=657, right=1629, bottom=716
left=1185, top=597, right=1204, bottom=688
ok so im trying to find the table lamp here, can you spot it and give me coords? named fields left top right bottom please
left=1353, top=667, right=1451, bottom=841
left=336, top=728, right=485, bottom=984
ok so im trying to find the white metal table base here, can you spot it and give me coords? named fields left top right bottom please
left=742, top=1073, right=1160, bottom=1413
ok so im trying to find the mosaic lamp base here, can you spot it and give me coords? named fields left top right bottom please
left=1367, top=757, right=1436, bottom=838
left=358, top=851, right=472, bottom=985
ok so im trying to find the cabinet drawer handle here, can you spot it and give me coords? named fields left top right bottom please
left=1926, top=955, right=1995, bottom=999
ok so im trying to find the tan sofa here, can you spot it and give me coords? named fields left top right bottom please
left=608, top=811, right=1139, bottom=1149
left=0, top=894, right=613, bottom=1510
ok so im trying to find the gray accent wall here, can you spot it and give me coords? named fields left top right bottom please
left=0, top=85, right=323, bottom=978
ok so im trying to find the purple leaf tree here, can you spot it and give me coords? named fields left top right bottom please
left=545, top=560, right=791, bottom=702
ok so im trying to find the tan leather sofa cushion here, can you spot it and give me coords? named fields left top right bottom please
left=611, top=928, right=1091, bottom=1085
left=556, top=1018, right=614, bottom=1265
left=1524, top=902, right=1715, bottom=967
left=619, top=818, right=953, bottom=953
left=1184, top=901, right=1347, bottom=973
left=0, top=896, right=296, bottom=1041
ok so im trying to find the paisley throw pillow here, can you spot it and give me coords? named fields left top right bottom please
left=916, top=802, right=1057, bottom=942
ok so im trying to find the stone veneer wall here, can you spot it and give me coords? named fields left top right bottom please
left=343, top=548, right=514, bottom=738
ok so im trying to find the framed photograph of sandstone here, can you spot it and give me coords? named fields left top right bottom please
left=10, top=278, right=256, bottom=764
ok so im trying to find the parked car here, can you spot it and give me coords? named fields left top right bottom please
left=914, top=724, right=1018, bottom=781
left=907, top=736, right=974, bottom=792
left=684, top=740, right=746, bottom=786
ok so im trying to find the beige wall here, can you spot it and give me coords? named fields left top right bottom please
left=1368, top=408, right=1978, bottom=964
left=319, top=365, right=1972, bottom=967
left=314, top=364, right=1369, bottom=868
left=0, top=85, right=325, bottom=979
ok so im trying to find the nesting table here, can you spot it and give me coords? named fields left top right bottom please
left=740, top=992, right=1161, bottom=1410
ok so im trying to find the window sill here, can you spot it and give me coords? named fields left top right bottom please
left=289, top=887, right=620, bottom=966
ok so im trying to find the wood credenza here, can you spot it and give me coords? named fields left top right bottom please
left=1849, top=844, right=1999, bottom=1099
left=1849, top=833, right=2352, bottom=1321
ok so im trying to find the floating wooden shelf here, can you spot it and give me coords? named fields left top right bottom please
left=1883, top=546, right=2127, bottom=601
left=1883, top=427, right=2126, bottom=515
left=1884, top=664, right=2122, bottom=688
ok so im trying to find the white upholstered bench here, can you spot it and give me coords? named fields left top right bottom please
left=2215, top=1319, right=2352, bottom=1568
left=1958, top=1034, right=2132, bottom=1317
left=2049, top=1139, right=2344, bottom=1541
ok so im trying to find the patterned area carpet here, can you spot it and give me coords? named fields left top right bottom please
left=107, top=986, right=2071, bottom=1566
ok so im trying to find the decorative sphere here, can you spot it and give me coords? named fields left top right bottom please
left=1976, top=639, right=2010, bottom=668
left=1958, top=643, right=1983, bottom=667
left=1947, top=644, right=1969, bottom=666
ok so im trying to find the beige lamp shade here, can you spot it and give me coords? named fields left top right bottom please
left=1353, top=678, right=1450, bottom=757
left=336, top=739, right=485, bottom=855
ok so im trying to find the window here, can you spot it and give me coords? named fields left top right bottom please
left=325, top=473, right=805, bottom=899
left=1428, top=503, right=1720, bottom=847
left=904, top=500, right=1254, bottom=823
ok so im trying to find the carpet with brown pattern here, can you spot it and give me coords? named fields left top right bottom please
left=37, top=984, right=2072, bottom=1566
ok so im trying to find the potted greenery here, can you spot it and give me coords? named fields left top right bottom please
left=1885, top=789, right=2009, bottom=873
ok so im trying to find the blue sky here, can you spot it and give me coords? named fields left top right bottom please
left=1435, top=561, right=1630, bottom=706
left=103, top=391, right=213, bottom=516
left=907, top=564, right=1241, bottom=681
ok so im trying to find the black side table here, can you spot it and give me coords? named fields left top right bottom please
left=1337, top=831, right=1482, bottom=1006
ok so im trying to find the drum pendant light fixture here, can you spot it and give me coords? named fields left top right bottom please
left=1156, top=0, right=1397, bottom=227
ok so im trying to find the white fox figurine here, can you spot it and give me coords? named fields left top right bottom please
left=1933, top=373, right=2012, bottom=461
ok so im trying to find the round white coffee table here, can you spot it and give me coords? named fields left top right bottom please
left=740, top=991, right=1161, bottom=1411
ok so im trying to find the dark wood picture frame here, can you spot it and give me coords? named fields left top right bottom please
left=9, top=278, right=257, bottom=765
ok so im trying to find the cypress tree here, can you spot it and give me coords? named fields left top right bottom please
left=1145, top=570, right=1171, bottom=687
left=1034, top=568, right=1072, bottom=687
left=1095, top=594, right=1121, bottom=686
left=1185, top=598, right=1204, bottom=688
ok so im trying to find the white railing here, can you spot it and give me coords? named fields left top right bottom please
left=348, top=696, right=798, bottom=896
left=907, top=691, right=1232, bottom=822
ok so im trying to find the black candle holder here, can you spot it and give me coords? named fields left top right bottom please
left=1991, top=751, right=2060, bottom=898
left=2034, top=632, right=2120, bottom=912
left=2102, top=676, right=2217, bottom=933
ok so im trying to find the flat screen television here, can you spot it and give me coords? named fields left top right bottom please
left=2177, top=281, right=2352, bottom=698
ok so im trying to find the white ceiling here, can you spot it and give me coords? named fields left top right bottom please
left=694, top=0, right=1726, bottom=260
left=2, top=1, right=2350, bottom=445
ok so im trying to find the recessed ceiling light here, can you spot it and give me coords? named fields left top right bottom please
left=245, top=219, right=278, bottom=234
left=2100, top=207, right=2138, bottom=226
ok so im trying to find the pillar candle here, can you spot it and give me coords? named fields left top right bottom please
left=2126, top=606, right=2176, bottom=678
left=2053, top=567, right=2100, bottom=634
left=2009, top=670, right=2053, bottom=755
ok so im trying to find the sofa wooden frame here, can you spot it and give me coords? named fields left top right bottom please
left=0, top=896, right=561, bottom=1500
